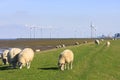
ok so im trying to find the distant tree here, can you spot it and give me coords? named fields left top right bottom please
left=101, top=35, right=105, bottom=38
left=114, top=33, right=120, bottom=38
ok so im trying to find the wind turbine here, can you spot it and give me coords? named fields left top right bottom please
left=37, top=25, right=53, bottom=39
left=90, top=22, right=96, bottom=38
left=25, top=24, right=33, bottom=39
left=25, top=24, right=37, bottom=39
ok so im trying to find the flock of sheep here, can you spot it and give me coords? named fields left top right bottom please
left=0, top=39, right=111, bottom=71
left=1, top=48, right=34, bottom=69
left=95, top=39, right=111, bottom=47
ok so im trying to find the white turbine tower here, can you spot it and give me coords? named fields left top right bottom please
left=25, top=24, right=54, bottom=39
left=25, top=24, right=37, bottom=39
left=31, top=25, right=36, bottom=39
left=25, top=24, right=33, bottom=39
left=37, top=25, right=53, bottom=39
left=90, top=22, right=96, bottom=38
left=36, top=25, right=43, bottom=38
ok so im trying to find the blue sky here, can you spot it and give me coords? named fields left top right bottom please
left=0, top=0, right=120, bottom=38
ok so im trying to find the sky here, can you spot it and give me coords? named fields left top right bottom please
left=0, top=0, right=120, bottom=38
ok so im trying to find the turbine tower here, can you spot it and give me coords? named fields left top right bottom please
left=25, top=24, right=32, bottom=39
left=90, top=22, right=96, bottom=38
left=25, top=24, right=37, bottom=39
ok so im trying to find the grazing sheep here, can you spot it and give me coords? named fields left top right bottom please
left=101, top=39, right=104, bottom=41
left=7, top=48, right=22, bottom=68
left=1, top=49, right=9, bottom=65
left=106, top=41, right=110, bottom=47
left=58, top=45, right=62, bottom=48
left=62, top=44, right=66, bottom=48
left=56, top=45, right=62, bottom=48
left=75, top=42, right=79, bottom=45
left=56, top=45, right=59, bottom=48
left=95, top=39, right=100, bottom=45
left=112, top=38, right=116, bottom=40
left=58, top=49, right=74, bottom=71
left=35, top=49, right=40, bottom=52
left=83, top=41, right=88, bottom=44
left=18, top=48, right=34, bottom=69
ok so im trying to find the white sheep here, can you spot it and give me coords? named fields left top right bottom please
left=56, top=45, right=62, bottom=48
left=1, top=49, right=9, bottom=65
left=58, top=49, right=74, bottom=71
left=95, top=39, right=100, bottom=45
left=18, top=48, right=34, bottom=69
left=101, top=39, right=104, bottom=41
left=62, top=44, right=66, bottom=48
left=83, top=41, right=88, bottom=44
left=7, top=48, right=22, bottom=68
left=35, top=49, right=40, bottom=52
left=75, top=42, right=79, bottom=45
left=106, top=41, right=110, bottom=47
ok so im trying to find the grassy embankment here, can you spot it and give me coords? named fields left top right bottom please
left=0, top=40, right=120, bottom=80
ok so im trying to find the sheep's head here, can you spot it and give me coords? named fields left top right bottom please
left=2, top=59, right=7, bottom=65
left=18, top=62, right=25, bottom=69
left=58, top=62, right=65, bottom=71
left=18, top=62, right=22, bottom=69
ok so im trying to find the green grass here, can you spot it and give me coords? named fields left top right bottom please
left=0, top=40, right=120, bottom=80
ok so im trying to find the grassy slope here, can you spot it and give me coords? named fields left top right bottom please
left=0, top=40, right=120, bottom=80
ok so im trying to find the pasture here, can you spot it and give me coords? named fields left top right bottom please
left=0, top=39, right=120, bottom=80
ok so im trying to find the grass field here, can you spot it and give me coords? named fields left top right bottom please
left=0, top=39, right=120, bottom=80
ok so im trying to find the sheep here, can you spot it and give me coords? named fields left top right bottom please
left=94, top=39, right=100, bottom=45
left=56, top=45, right=59, bottom=48
left=75, top=42, right=79, bottom=45
left=101, top=39, right=104, bottom=41
left=62, top=44, right=66, bottom=48
left=58, top=49, right=74, bottom=71
left=56, top=45, right=62, bottom=48
left=106, top=41, right=110, bottom=47
left=1, top=49, right=9, bottom=65
left=18, top=48, right=34, bottom=69
left=7, top=48, right=22, bottom=68
left=35, top=49, right=40, bottom=52
left=83, top=41, right=88, bottom=44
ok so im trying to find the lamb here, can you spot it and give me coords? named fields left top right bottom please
left=18, top=48, right=34, bottom=69
left=7, top=48, right=22, bottom=68
left=95, top=39, right=100, bottom=45
left=106, top=41, right=110, bottom=47
left=58, top=49, right=74, bottom=71
left=1, top=49, right=9, bottom=65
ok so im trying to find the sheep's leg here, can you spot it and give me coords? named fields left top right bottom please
left=20, top=65, right=22, bottom=69
left=67, top=63, right=69, bottom=70
left=13, top=63, right=17, bottom=68
left=64, top=64, right=66, bottom=70
left=70, top=62, right=73, bottom=69
left=6, top=59, right=8, bottom=64
left=27, top=62, right=31, bottom=69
